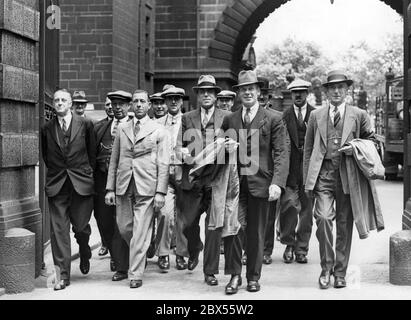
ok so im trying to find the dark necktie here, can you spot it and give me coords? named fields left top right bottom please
left=61, top=118, right=67, bottom=132
left=202, top=109, right=209, bottom=129
left=297, top=108, right=304, bottom=127
left=134, top=120, right=140, bottom=140
left=333, top=106, right=341, bottom=127
left=244, top=108, right=251, bottom=127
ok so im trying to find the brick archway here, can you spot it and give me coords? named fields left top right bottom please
left=209, top=0, right=402, bottom=73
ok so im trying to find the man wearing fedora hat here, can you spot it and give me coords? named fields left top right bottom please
left=304, top=70, right=377, bottom=289
left=154, top=85, right=189, bottom=272
left=72, top=90, right=89, bottom=118
left=94, top=91, right=133, bottom=282
left=257, top=77, right=273, bottom=110
left=222, top=70, right=289, bottom=292
left=217, top=90, right=236, bottom=111
left=176, top=75, right=242, bottom=292
left=278, top=79, right=315, bottom=265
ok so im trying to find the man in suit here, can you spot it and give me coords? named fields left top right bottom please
left=279, top=79, right=314, bottom=265
left=257, top=77, right=273, bottom=110
left=303, top=70, right=376, bottom=289
left=149, top=92, right=168, bottom=120
left=105, top=89, right=170, bottom=289
left=40, top=89, right=96, bottom=291
left=72, top=90, right=89, bottom=118
left=97, top=97, right=114, bottom=258
left=222, top=70, right=289, bottom=292
left=94, top=91, right=133, bottom=282
left=176, top=75, right=242, bottom=292
left=216, top=90, right=236, bottom=111
left=155, top=85, right=189, bottom=272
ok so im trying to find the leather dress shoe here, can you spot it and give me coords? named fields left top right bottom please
left=241, top=253, right=247, bottom=265
left=158, top=255, right=170, bottom=271
left=295, top=253, right=308, bottom=264
left=188, top=252, right=200, bottom=271
left=334, top=276, right=347, bottom=288
left=98, top=246, right=109, bottom=256
left=225, top=275, right=242, bottom=295
left=204, top=274, right=218, bottom=286
left=130, top=279, right=143, bottom=289
left=176, top=255, right=188, bottom=270
left=110, top=259, right=116, bottom=272
left=247, top=280, right=260, bottom=292
left=54, top=279, right=70, bottom=291
left=283, top=246, right=294, bottom=264
left=112, top=271, right=128, bottom=281
left=318, top=270, right=332, bottom=289
left=263, top=254, right=272, bottom=265
left=79, top=256, right=90, bottom=275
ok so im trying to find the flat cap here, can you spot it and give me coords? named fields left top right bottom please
left=217, top=90, right=236, bottom=99
left=150, top=92, right=165, bottom=101
left=287, top=79, right=311, bottom=91
left=162, top=86, right=186, bottom=97
left=107, top=90, right=132, bottom=102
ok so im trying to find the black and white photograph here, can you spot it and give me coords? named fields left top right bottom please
left=0, top=0, right=411, bottom=307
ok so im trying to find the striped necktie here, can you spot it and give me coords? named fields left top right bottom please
left=244, top=108, right=251, bottom=127
left=134, top=120, right=141, bottom=139
left=61, top=118, right=67, bottom=132
left=333, top=106, right=341, bottom=127
left=297, top=108, right=304, bottom=127
left=202, top=110, right=209, bottom=129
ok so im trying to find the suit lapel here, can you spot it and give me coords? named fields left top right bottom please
left=190, top=109, right=202, bottom=131
left=69, top=114, right=82, bottom=144
left=52, top=118, right=63, bottom=151
left=249, top=106, right=266, bottom=138
left=285, top=108, right=299, bottom=148
left=316, top=106, right=329, bottom=146
left=122, top=120, right=135, bottom=144
left=233, top=108, right=243, bottom=130
left=214, top=108, right=225, bottom=130
left=96, top=118, right=112, bottom=146
left=341, top=105, right=356, bottom=146
left=134, top=119, right=157, bottom=144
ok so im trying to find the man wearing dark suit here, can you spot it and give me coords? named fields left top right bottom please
left=303, top=70, right=376, bottom=289
left=222, top=70, right=289, bottom=292
left=279, top=79, right=314, bottom=265
left=176, top=75, right=241, bottom=292
left=94, top=91, right=133, bottom=282
left=40, top=89, right=96, bottom=291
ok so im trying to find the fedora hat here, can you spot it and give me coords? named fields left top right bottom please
left=233, top=70, right=264, bottom=89
left=192, top=75, right=221, bottom=93
left=287, top=79, right=312, bottom=91
left=72, top=90, right=88, bottom=103
left=107, top=90, right=132, bottom=102
left=322, top=70, right=353, bottom=87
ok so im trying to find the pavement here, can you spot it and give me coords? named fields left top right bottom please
left=2, top=180, right=411, bottom=300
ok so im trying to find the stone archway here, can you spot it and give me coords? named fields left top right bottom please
left=209, top=0, right=402, bottom=74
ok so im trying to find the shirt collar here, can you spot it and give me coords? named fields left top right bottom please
left=242, top=101, right=259, bottom=114
left=294, top=103, right=307, bottom=112
left=115, top=116, right=129, bottom=123
left=134, top=115, right=149, bottom=126
left=58, top=112, right=72, bottom=124
left=201, top=106, right=215, bottom=117
left=330, top=102, right=346, bottom=115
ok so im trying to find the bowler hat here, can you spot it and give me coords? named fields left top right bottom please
left=192, top=75, right=221, bottom=93
left=107, top=90, right=132, bottom=102
left=72, top=91, right=88, bottom=103
left=233, top=70, right=264, bottom=89
left=217, top=90, right=236, bottom=99
left=287, top=79, right=312, bottom=91
left=162, top=86, right=186, bottom=97
left=322, top=70, right=353, bottom=87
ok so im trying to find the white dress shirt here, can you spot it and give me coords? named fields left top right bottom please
left=57, top=112, right=72, bottom=130
left=294, top=103, right=307, bottom=121
left=329, top=102, right=346, bottom=124
left=242, top=102, right=259, bottom=124
left=110, top=116, right=128, bottom=136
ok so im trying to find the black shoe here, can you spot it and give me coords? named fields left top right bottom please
left=295, top=253, right=308, bottom=264
left=112, top=271, right=128, bottom=281
left=79, top=256, right=90, bottom=275
left=318, top=270, right=332, bottom=289
left=130, top=279, right=143, bottom=288
left=246, top=280, right=260, bottom=292
left=158, top=255, right=170, bottom=271
left=241, top=253, right=247, bottom=265
left=263, top=254, right=272, bottom=265
left=54, top=279, right=70, bottom=291
left=188, top=251, right=200, bottom=271
left=110, top=259, right=116, bottom=272
left=334, top=276, right=347, bottom=288
left=204, top=274, right=218, bottom=286
left=283, top=245, right=294, bottom=264
left=98, top=246, right=109, bottom=256
left=175, top=255, right=188, bottom=270
left=225, top=275, right=242, bottom=295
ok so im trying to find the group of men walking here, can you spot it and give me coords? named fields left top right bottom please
left=40, top=69, right=383, bottom=294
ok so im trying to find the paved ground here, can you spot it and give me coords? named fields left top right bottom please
left=2, top=180, right=411, bottom=300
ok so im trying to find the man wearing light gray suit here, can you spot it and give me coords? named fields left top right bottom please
left=105, top=89, right=170, bottom=289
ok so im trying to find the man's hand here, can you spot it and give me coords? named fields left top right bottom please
left=338, top=145, right=353, bottom=156
left=225, top=138, right=239, bottom=153
left=105, top=191, right=116, bottom=206
left=268, top=184, right=281, bottom=202
left=154, top=193, right=165, bottom=211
